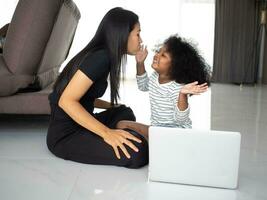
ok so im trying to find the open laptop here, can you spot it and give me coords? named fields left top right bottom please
left=148, top=126, right=241, bottom=189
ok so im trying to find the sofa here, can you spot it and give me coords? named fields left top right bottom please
left=0, top=0, right=80, bottom=114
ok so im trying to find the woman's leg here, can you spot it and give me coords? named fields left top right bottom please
left=53, top=127, right=148, bottom=168
left=116, top=120, right=149, bottom=140
left=96, top=104, right=149, bottom=140
left=49, top=105, right=149, bottom=168
left=94, top=105, right=136, bottom=129
left=94, top=105, right=149, bottom=167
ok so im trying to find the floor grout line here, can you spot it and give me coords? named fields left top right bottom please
left=66, top=168, right=82, bottom=200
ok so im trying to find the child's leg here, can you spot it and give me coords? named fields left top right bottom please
left=116, top=120, right=149, bottom=140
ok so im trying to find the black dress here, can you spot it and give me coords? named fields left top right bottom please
left=46, top=49, right=148, bottom=168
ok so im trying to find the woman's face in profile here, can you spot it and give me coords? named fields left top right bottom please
left=127, top=23, right=142, bottom=55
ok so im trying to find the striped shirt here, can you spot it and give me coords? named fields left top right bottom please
left=136, top=71, right=192, bottom=128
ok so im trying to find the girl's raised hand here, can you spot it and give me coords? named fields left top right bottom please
left=180, top=81, right=208, bottom=95
left=135, top=45, right=148, bottom=63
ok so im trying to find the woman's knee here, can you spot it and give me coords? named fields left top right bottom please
left=129, top=141, right=148, bottom=168
left=125, top=130, right=149, bottom=168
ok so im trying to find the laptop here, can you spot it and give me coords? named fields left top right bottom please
left=148, top=126, right=241, bottom=189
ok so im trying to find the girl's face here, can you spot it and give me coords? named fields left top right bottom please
left=127, top=23, right=142, bottom=55
left=152, top=46, right=172, bottom=75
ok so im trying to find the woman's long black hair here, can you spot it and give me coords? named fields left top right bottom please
left=53, top=7, right=139, bottom=105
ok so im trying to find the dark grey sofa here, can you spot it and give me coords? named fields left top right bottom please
left=0, top=0, right=80, bottom=114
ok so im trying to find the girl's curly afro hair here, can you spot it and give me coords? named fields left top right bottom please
left=164, top=35, right=211, bottom=85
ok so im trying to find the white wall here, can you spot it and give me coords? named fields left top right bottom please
left=0, top=0, right=19, bottom=27
left=0, top=0, right=215, bottom=78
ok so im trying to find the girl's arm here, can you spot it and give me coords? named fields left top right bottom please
left=136, top=46, right=149, bottom=91
left=177, top=93, right=189, bottom=111
left=173, top=82, right=209, bottom=126
left=59, top=70, right=142, bottom=159
left=178, top=81, right=208, bottom=110
left=136, top=71, right=149, bottom=92
left=135, top=45, right=148, bottom=76
left=136, top=62, right=146, bottom=75
left=173, top=92, right=191, bottom=127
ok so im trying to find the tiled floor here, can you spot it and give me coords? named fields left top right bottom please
left=0, top=82, right=267, bottom=200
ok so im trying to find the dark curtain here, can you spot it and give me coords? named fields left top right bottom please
left=263, top=34, right=267, bottom=84
left=212, top=0, right=259, bottom=84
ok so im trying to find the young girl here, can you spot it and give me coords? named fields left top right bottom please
left=117, top=35, right=210, bottom=139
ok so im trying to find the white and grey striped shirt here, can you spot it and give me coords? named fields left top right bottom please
left=136, top=71, right=192, bottom=128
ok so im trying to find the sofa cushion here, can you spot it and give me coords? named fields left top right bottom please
left=0, top=82, right=53, bottom=114
left=34, top=0, right=80, bottom=89
left=0, top=55, right=33, bottom=96
left=3, top=0, right=62, bottom=75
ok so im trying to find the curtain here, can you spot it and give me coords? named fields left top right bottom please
left=263, top=34, right=267, bottom=84
left=212, top=0, right=259, bottom=84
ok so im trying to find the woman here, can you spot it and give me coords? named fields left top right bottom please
left=47, top=7, right=148, bottom=168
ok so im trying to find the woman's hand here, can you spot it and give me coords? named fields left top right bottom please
left=180, top=81, right=208, bottom=95
left=103, top=129, right=142, bottom=159
left=135, top=45, right=148, bottom=64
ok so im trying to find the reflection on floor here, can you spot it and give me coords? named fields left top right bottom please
left=0, top=82, right=266, bottom=200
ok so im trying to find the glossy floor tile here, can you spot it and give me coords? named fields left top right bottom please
left=0, top=82, right=267, bottom=200
left=0, top=159, right=80, bottom=200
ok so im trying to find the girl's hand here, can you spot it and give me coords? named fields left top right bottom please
left=135, top=45, right=148, bottom=64
left=180, top=81, right=208, bottom=95
left=103, top=129, right=142, bottom=159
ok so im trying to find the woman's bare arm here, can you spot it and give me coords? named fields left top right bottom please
left=59, top=70, right=110, bottom=137
left=58, top=69, right=141, bottom=159
left=94, top=99, right=112, bottom=109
